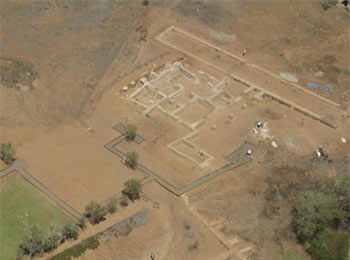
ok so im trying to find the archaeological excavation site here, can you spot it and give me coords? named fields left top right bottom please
left=1, top=1, right=349, bottom=260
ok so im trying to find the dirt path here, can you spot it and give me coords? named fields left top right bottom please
left=36, top=200, right=147, bottom=260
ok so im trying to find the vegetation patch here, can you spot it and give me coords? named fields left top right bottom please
left=123, top=179, right=142, bottom=201
left=47, top=236, right=100, bottom=260
left=291, top=177, right=350, bottom=260
left=0, top=175, right=70, bottom=260
left=0, top=142, right=16, bottom=164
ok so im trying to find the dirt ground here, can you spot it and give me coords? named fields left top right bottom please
left=78, top=181, right=227, bottom=260
left=1, top=1, right=349, bottom=259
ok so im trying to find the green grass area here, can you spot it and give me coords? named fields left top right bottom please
left=0, top=175, right=71, bottom=260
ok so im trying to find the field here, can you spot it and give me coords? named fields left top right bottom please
left=0, top=174, right=71, bottom=260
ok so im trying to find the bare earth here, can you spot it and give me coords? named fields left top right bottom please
left=0, top=0, right=349, bottom=259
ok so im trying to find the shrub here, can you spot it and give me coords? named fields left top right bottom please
left=0, top=142, right=16, bottom=164
left=119, top=195, right=129, bottom=207
left=43, top=228, right=60, bottom=253
left=143, top=0, right=149, bottom=6
left=84, top=201, right=107, bottom=224
left=309, top=231, right=349, bottom=260
left=275, top=249, right=308, bottom=260
left=47, top=235, right=100, bottom=260
left=81, top=236, right=100, bottom=250
left=125, top=124, right=137, bottom=141
left=16, top=226, right=45, bottom=259
left=292, top=191, right=345, bottom=243
left=107, top=198, right=117, bottom=214
left=123, top=179, right=142, bottom=201
left=125, top=151, right=138, bottom=168
left=333, top=177, right=350, bottom=213
left=77, top=216, right=87, bottom=230
left=61, top=222, right=79, bottom=240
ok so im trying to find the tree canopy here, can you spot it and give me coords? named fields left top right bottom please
left=123, top=179, right=142, bottom=201
left=292, top=191, right=345, bottom=243
left=0, top=142, right=16, bottom=164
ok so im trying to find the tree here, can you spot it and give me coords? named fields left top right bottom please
left=43, top=228, right=60, bottom=253
left=308, top=231, right=349, bottom=260
left=292, top=191, right=345, bottom=243
left=0, top=142, right=16, bottom=164
left=123, top=179, right=142, bottom=201
left=84, top=201, right=107, bottom=224
left=61, top=222, right=79, bottom=240
left=77, top=216, right=87, bottom=230
left=125, top=151, right=138, bottom=168
left=119, top=195, right=129, bottom=207
left=16, top=226, right=45, bottom=259
left=125, top=124, right=137, bottom=141
left=107, top=198, right=117, bottom=214
left=333, top=177, right=350, bottom=213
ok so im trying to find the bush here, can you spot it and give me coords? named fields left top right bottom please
left=143, top=0, right=149, bottom=6
left=125, top=151, right=138, bottom=168
left=84, top=201, right=107, bottom=224
left=16, top=226, right=45, bottom=259
left=47, top=236, right=100, bottom=260
left=292, top=191, right=345, bottom=243
left=107, top=198, right=117, bottom=214
left=322, top=0, right=336, bottom=10
left=123, top=179, right=142, bottom=201
left=0, top=142, right=16, bottom=164
left=77, top=216, right=87, bottom=230
left=309, top=231, right=349, bottom=260
left=119, top=195, right=129, bottom=207
left=61, top=222, right=79, bottom=240
left=125, top=124, right=137, bottom=141
left=43, top=228, right=60, bottom=253
left=333, top=177, right=350, bottom=213
left=275, top=249, right=308, bottom=260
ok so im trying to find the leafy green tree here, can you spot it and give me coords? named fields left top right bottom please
left=123, top=179, right=142, bottom=201
left=84, top=201, right=107, bottom=224
left=125, top=124, right=137, bottom=141
left=125, top=151, right=138, bottom=168
left=292, top=191, right=345, bottom=243
left=16, top=226, right=45, bottom=259
left=43, top=228, right=60, bottom=253
left=309, top=231, right=349, bottom=260
left=107, top=198, right=117, bottom=214
left=0, top=142, right=16, bottom=164
left=61, top=222, right=79, bottom=240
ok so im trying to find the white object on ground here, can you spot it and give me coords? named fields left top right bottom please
left=122, top=86, right=129, bottom=92
left=341, top=137, right=347, bottom=144
left=316, top=150, right=322, bottom=157
left=252, top=128, right=258, bottom=134
left=247, top=149, right=252, bottom=155
left=280, top=72, right=298, bottom=83
left=271, top=140, right=278, bottom=148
